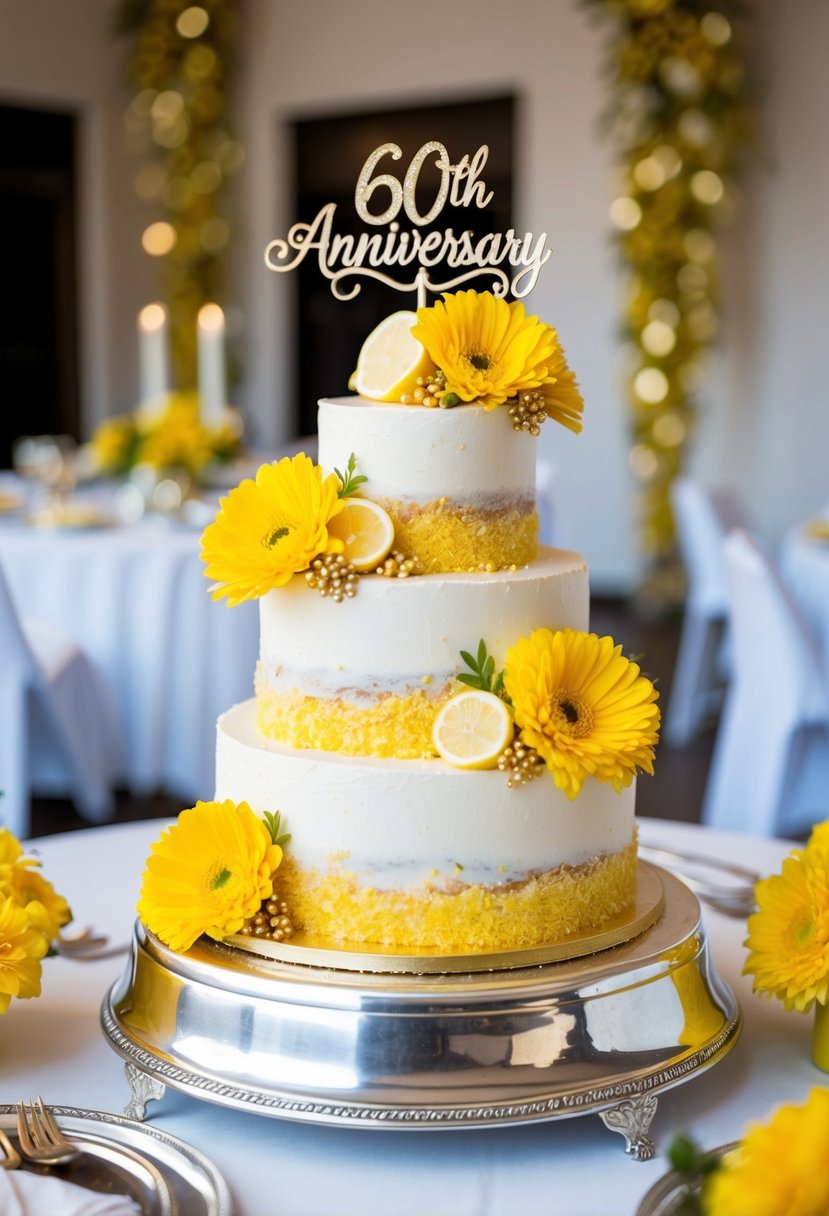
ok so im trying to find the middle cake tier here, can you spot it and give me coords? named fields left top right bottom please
left=255, top=545, right=588, bottom=759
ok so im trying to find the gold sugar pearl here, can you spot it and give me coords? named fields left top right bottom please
left=306, top=553, right=359, bottom=602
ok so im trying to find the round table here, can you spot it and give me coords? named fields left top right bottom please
left=0, top=490, right=257, bottom=801
left=5, top=819, right=822, bottom=1216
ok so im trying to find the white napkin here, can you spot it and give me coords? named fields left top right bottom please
left=0, top=1168, right=142, bottom=1215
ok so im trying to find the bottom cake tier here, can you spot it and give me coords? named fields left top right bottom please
left=215, top=700, right=638, bottom=951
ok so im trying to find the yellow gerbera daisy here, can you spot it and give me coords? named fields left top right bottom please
left=411, top=291, right=563, bottom=411
left=138, top=800, right=284, bottom=952
left=8, top=867, right=72, bottom=944
left=201, top=453, right=345, bottom=605
left=703, top=1088, right=829, bottom=1216
left=0, top=896, right=48, bottom=1015
left=503, top=628, right=660, bottom=800
left=806, top=819, right=829, bottom=855
left=538, top=344, right=584, bottom=434
left=743, top=850, right=829, bottom=1012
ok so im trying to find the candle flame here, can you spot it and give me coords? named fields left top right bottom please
left=139, top=303, right=167, bottom=332
left=198, top=303, right=225, bottom=333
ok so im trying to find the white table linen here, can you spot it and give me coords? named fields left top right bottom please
left=0, top=1170, right=141, bottom=1216
left=0, top=507, right=257, bottom=802
left=3, top=818, right=822, bottom=1216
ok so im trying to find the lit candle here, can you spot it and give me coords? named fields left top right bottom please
left=197, top=303, right=226, bottom=425
left=137, top=302, right=169, bottom=412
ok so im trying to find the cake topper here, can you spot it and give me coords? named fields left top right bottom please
left=264, top=141, right=551, bottom=305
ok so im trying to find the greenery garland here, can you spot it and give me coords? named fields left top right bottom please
left=583, top=0, right=751, bottom=599
left=115, top=0, right=241, bottom=389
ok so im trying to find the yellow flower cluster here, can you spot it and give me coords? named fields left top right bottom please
left=117, top=0, right=241, bottom=386
left=503, top=628, right=660, bottom=799
left=411, top=291, right=584, bottom=432
left=585, top=0, right=750, bottom=588
left=743, top=822, right=829, bottom=1013
left=201, top=453, right=345, bottom=605
left=703, top=1088, right=829, bottom=1216
left=91, top=391, right=242, bottom=478
left=0, top=830, right=72, bottom=1015
left=138, top=800, right=284, bottom=951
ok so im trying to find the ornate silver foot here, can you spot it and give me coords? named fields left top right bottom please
left=124, top=1063, right=166, bottom=1121
left=598, top=1094, right=658, bottom=1160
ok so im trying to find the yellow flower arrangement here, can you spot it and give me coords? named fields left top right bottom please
left=743, top=838, right=829, bottom=1013
left=138, top=801, right=285, bottom=953
left=503, top=628, right=660, bottom=799
left=702, top=1088, right=829, bottom=1216
left=91, top=391, right=243, bottom=479
left=411, top=291, right=584, bottom=427
left=201, top=453, right=345, bottom=606
left=0, top=828, right=72, bottom=1014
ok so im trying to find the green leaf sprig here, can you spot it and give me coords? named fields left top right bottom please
left=335, top=453, right=368, bottom=499
left=458, top=639, right=506, bottom=698
left=263, top=810, right=291, bottom=849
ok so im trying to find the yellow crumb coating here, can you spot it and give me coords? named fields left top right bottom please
left=255, top=672, right=452, bottom=759
left=374, top=497, right=538, bottom=574
left=275, top=839, right=638, bottom=951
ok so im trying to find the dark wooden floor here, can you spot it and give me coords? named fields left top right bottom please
left=29, top=599, right=716, bottom=838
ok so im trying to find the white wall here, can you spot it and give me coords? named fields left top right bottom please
left=1, top=0, right=826, bottom=587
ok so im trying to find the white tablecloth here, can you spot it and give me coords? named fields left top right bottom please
left=4, top=819, right=822, bottom=1216
left=781, top=525, right=829, bottom=680
left=0, top=500, right=257, bottom=801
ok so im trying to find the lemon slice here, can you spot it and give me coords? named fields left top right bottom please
left=327, top=498, right=396, bottom=572
left=352, top=311, right=435, bottom=402
left=432, top=690, right=514, bottom=770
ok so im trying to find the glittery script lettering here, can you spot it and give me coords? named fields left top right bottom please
left=264, top=141, right=552, bottom=302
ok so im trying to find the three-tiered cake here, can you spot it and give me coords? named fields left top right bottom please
left=212, top=392, right=640, bottom=952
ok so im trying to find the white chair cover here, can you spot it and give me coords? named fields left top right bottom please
left=0, top=563, right=124, bottom=838
left=702, top=530, right=829, bottom=836
left=665, top=478, right=745, bottom=747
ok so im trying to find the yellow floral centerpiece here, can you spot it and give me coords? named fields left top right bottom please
left=743, top=821, right=829, bottom=1071
left=433, top=629, right=661, bottom=795
left=657, top=1088, right=829, bottom=1216
left=0, top=829, right=72, bottom=1014
left=91, top=391, right=243, bottom=480
left=138, top=801, right=290, bottom=952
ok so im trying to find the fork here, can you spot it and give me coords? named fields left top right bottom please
left=0, top=1127, right=21, bottom=1169
left=16, top=1098, right=80, bottom=1165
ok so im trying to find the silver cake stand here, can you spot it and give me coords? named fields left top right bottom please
left=101, top=863, right=740, bottom=1160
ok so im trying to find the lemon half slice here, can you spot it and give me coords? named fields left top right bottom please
left=327, top=498, right=395, bottom=572
left=432, top=690, right=514, bottom=770
left=352, top=311, right=435, bottom=402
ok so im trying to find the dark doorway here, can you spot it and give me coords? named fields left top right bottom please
left=0, top=104, right=80, bottom=468
left=291, top=96, right=515, bottom=437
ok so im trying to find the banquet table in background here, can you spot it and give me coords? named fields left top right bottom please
left=0, top=493, right=258, bottom=802
left=4, top=818, right=823, bottom=1216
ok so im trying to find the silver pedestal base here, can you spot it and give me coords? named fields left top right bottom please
left=101, top=865, right=740, bottom=1159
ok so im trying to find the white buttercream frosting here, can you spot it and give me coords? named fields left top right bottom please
left=216, top=700, right=636, bottom=890
left=258, top=546, right=588, bottom=699
left=317, top=396, right=535, bottom=505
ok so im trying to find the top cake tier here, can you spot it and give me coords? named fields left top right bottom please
left=317, top=396, right=537, bottom=574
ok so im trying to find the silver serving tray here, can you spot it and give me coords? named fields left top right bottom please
left=0, top=1106, right=233, bottom=1215
left=102, top=864, right=740, bottom=1159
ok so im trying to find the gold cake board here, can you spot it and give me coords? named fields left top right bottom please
left=101, top=863, right=741, bottom=1160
